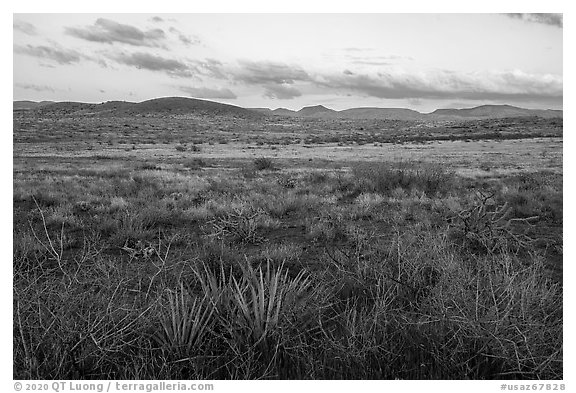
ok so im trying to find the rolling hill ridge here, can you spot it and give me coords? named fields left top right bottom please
left=14, top=98, right=562, bottom=121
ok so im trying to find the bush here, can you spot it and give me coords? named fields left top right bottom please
left=184, top=158, right=208, bottom=170
left=139, top=163, right=161, bottom=170
left=448, top=190, right=538, bottom=255
left=253, top=157, right=274, bottom=171
left=352, top=161, right=455, bottom=196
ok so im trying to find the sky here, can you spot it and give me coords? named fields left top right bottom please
left=12, top=13, right=563, bottom=112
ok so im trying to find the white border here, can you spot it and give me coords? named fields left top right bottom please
left=4, top=3, right=570, bottom=391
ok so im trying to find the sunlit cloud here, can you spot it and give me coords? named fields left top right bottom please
left=263, top=84, right=302, bottom=99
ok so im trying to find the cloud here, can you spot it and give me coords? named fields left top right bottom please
left=312, top=69, right=562, bottom=103
left=234, top=61, right=311, bottom=85
left=196, top=58, right=227, bottom=79
left=506, top=13, right=563, bottom=28
left=263, top=84, right=302, bottom=99
left=227, top=61, right=309, bottom=99
left=149, top=16, right=164, bottom=23
left=66, top=18, right=166, bottom=47
left=15, top=83, right=55, bottom=92
left=178, top=34, right=201, bottom=46
left=178, top=86, right=237, bottom=99
left=14, top=20, right=36, bottom=35
left=168, top=27, right=201, bottom=46
left=109, top=51, right=194, bottom=77
left=14, top=44, right=82, bottom=64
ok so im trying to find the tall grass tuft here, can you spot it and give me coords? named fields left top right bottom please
left=154, top=284, right=215, bottom=358
left=352, top=161, right=455, bottom=196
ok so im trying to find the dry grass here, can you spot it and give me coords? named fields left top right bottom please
left=13, top=111, right=563, bottom=379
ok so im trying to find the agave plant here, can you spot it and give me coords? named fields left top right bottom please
left=155, top=283, right=215, bottom=357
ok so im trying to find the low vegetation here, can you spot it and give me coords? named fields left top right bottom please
left=253, top=157, right=275, bottom=171
left=13, top=107, right=563, bottom=379
left=13, top=152, right=562, bottom=379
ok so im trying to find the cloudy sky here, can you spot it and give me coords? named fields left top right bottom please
left=13, top=13, right=562, bottom=112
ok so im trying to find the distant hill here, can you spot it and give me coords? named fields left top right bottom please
left=15, top=99, right=562, bottom=121
left=248, top=108, right=273, bottom=114
left=19, top=97, right=262, bottom=119
left=430, top=105, right=562, bottom=119
left=116, top=97, right=262, bottom=118
left=13, top=100, right=56, bottom=110
left=273, top=108, right=297, bottom=116
left=297, top=105, right=337, bottom=117
left=256, top=104, right=561, bottom=120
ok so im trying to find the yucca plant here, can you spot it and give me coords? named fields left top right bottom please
left=192, top=262, right=231, bottom=305
left=229, top=260, right=312, bottom=350
left=154, top=283, right=215, bottom=358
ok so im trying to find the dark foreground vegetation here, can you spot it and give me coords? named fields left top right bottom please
left=14, top=156, right=562, bottom=379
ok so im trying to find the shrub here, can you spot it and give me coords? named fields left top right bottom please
left=139, top=163, right=161, bottom=170
left=207, top=207, right=264, bottom=244
left=449, top=190, right=538, bottom=255
left=277, top=174, right=297, bottom=189
left=184, top=158, right=208, bottom=170
left=253, top=157, right=274, bottom=171
left=352, top=161, right=455, bottom=196
left=306, top=171, right=329, bottom=185
left=240, top=166, right=258, bottom=179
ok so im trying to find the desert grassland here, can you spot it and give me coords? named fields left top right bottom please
left=13, top=117, right=562, bottom=380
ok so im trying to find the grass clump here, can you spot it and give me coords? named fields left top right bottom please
left=254, top=157, right=275, bottom=171
left=154, top=284, right=215, bottom=358
left=352, top=161, right=455, bottom=196
left=183, top=158, right=208, bottom=170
